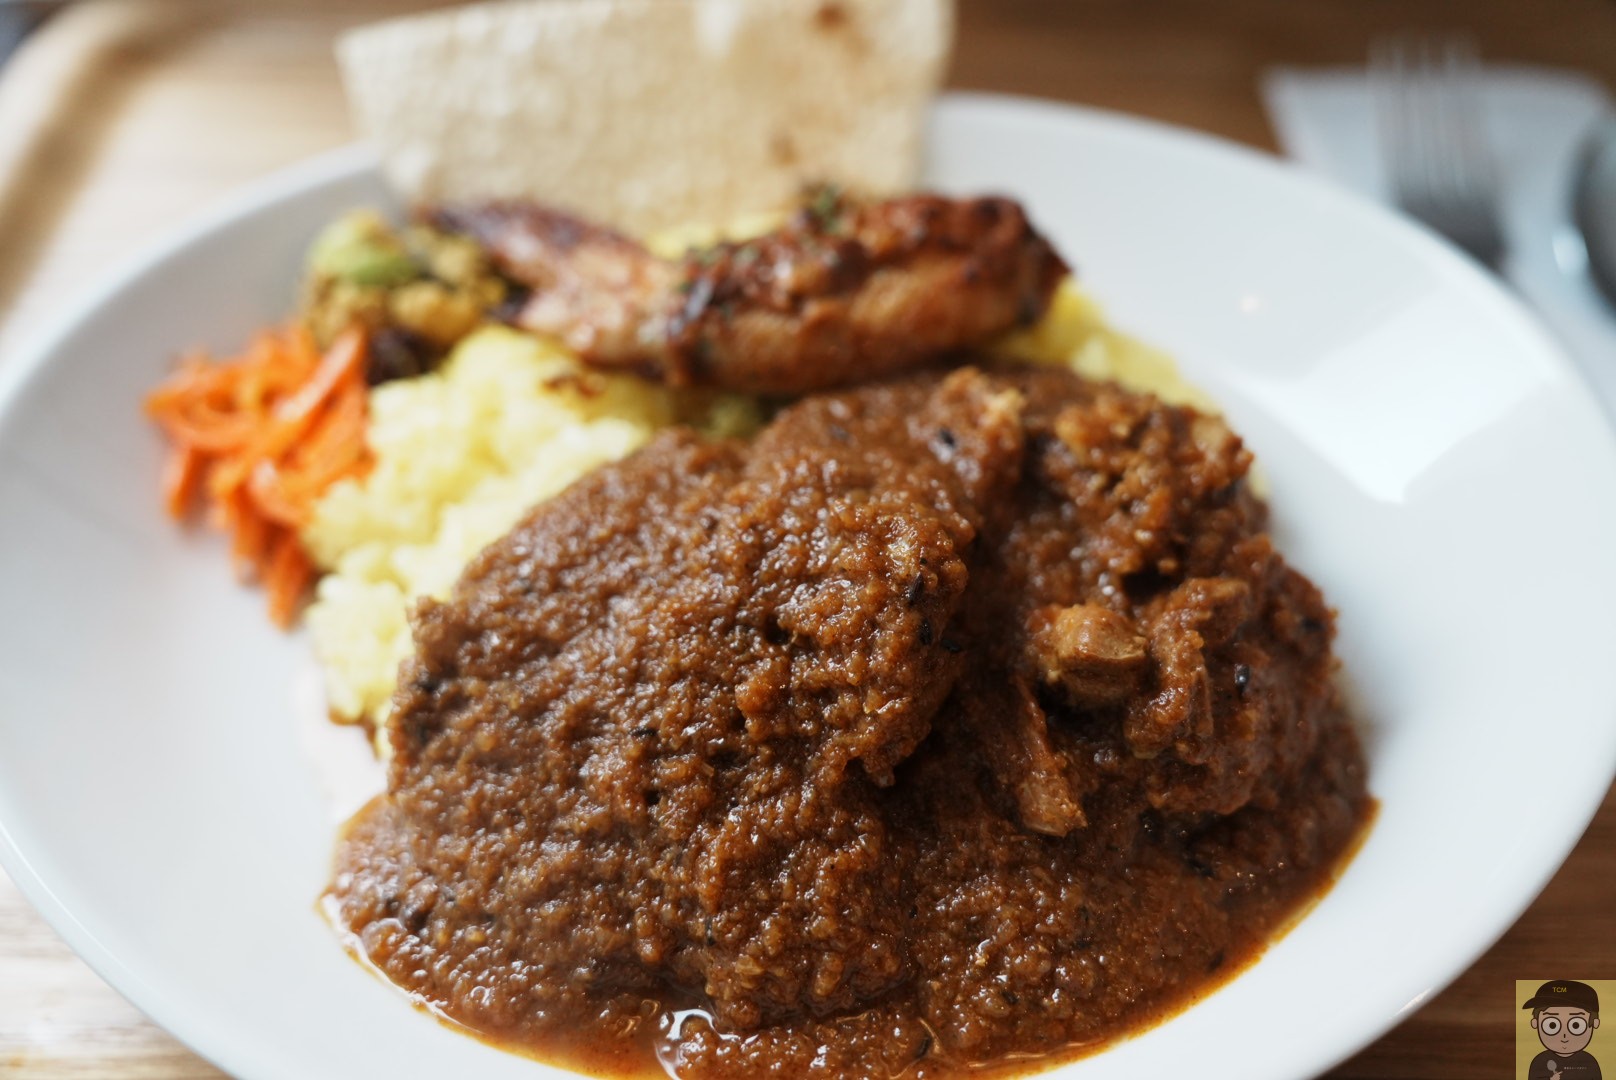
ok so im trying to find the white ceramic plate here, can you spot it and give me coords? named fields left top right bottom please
left=2, top=94, right=1614, bottom=1080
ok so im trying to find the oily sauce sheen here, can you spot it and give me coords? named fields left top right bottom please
left=328, top=364, right=1370, bottom=1078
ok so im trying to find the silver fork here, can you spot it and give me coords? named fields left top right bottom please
left=1371, top=35, right=1507, bottom=270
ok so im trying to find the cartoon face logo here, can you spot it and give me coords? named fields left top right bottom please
left=1522, top=981, right=1602, bottom=1079
left=1538, top=1006, right=1598, bottom=1057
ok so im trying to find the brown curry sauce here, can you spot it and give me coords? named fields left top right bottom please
left=326, top=364, right=1371, bottom=1078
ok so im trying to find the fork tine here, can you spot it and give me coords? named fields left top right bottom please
left=1432, top=39, right=1493, bottom=198
left=1372, top=38, right=1418, bottom=198
left=1370, top=33, right=1506, bottom=269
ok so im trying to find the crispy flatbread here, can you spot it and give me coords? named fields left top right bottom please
left=338, top=0, right=953, bottom=236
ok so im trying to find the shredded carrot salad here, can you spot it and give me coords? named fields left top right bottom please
left=145, top=326, right=371, bottom=627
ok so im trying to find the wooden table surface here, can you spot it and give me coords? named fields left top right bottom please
left=1, top=1, right=1612, bottom=1076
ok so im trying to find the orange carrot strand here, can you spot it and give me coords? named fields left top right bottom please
left=265, top=529, right=315, bottom=629
left=144, top=323, right=372, bottom=626
left=161, top=443, right=204, bottom=520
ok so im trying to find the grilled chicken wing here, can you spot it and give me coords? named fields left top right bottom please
left=425, top=192, right=1068, bottom=395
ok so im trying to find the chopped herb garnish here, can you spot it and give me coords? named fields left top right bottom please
left=808, top=184, right=844, bottom=233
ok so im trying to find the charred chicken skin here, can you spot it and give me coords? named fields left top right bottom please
left=424, top=192, right=1068, bottom=395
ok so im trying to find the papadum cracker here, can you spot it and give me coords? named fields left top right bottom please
left=338, top=0, right=953, bottom=236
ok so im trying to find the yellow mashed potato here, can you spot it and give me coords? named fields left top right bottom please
left=302, top=279, right=1201, bottom=732
left=301, top=326, right=755, bottom=725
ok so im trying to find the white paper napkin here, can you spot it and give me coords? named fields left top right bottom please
left=1262, top=65, right=1616, bottom=415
